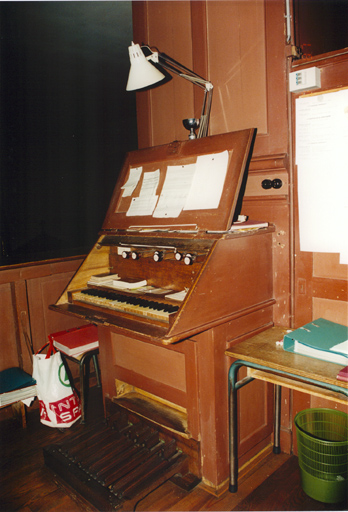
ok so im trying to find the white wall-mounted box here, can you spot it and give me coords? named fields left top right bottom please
left=289, top=67, right=321, bottom=93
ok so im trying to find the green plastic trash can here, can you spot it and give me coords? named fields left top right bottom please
left=294, top=408, right=348, bottom=504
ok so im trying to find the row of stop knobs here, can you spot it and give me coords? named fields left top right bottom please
left=121, top=249, right=199, bottom=265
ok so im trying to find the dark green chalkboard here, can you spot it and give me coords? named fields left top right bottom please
left=0, top=2, right=138, bottom=266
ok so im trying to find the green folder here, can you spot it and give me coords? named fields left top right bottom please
left=283, top=318, right=348, bottom=365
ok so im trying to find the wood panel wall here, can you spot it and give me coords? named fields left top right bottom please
left=0, top=257, right=85, bottom=375
left=132, top=0, right=289, bottom=157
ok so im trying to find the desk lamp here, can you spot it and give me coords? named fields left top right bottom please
left=126, top=42, right=213, bottom=139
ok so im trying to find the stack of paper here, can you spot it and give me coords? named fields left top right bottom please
left=0, top=367, right=37, bottom=406
left=112, top=279, right=147, bottom=290
left=87, top=273, right=120, bottom=286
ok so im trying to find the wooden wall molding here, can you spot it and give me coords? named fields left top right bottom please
left=249, top=153, right=288, bottom=172
left=0, top=255, right=84, bottom=284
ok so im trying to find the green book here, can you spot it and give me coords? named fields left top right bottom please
left=283, top=318, right=348, bottom=366
left=0, top=367, right=36, bottom=394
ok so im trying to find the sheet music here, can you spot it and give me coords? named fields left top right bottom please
left=126, top=169, right=160, bottom=217
left=184, top=150, right=229, bottom=210
left=153, top=164, right=196, bottom=218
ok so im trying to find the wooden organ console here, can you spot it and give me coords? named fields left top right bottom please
left=49, top=130, right=275, bottom=499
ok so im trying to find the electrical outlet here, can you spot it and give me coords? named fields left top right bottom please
left=289, top=67, right=321, bottom=93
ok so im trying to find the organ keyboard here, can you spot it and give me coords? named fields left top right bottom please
left=70, top=288, right=179, bottom=323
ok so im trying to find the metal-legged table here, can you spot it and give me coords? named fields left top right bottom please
left=226, top=326, right=348, bottom=493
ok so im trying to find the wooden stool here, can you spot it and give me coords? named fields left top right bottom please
left=50, top=324, right=101, bottom=423
left=1, top=401, right=27, bottom=427
left=60, top=349, right=101, bottom=423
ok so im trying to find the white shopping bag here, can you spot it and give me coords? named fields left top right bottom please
left=32, top=340, right=81, bottom=428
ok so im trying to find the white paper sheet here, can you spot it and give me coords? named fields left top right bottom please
left=184, top=150, right=229, bottom=210
left=121, top=166, right=142, bottom=197
left=126, top=169, right=160, bottom=216
left=296, top=89, right=348, bottom=264
left=153, top=164, right=196, bottom=218
left=165, top=290, right=187, bottom=302
left=330, top=339, right=348, bottom=356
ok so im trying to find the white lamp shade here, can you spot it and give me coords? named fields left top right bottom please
left=126, top=42, right=165, bottom=91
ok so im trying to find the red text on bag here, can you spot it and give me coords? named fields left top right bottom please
left=39, top=400, right=50, bottom=422
left=48, top=393, right=81, bottom=423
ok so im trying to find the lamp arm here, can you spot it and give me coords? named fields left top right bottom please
left=146, top=48, right=213, bottom=91
left=143, top=45, right=213, bottom=138
left=147, top=48, right=203, bottom=77
left=198, top=87, right=213, bottom=138
left=179, top=73, right=213, bottom=91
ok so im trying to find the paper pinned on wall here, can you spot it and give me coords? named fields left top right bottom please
left=296, top=88, right=348, bottom=264
left=184, top=150, right=229, bottom=210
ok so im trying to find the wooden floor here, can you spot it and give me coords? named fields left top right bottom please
left=0, top=386, right=346, bottom=512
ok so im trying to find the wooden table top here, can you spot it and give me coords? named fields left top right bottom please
left=225, top=326, right=348, bottom=392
